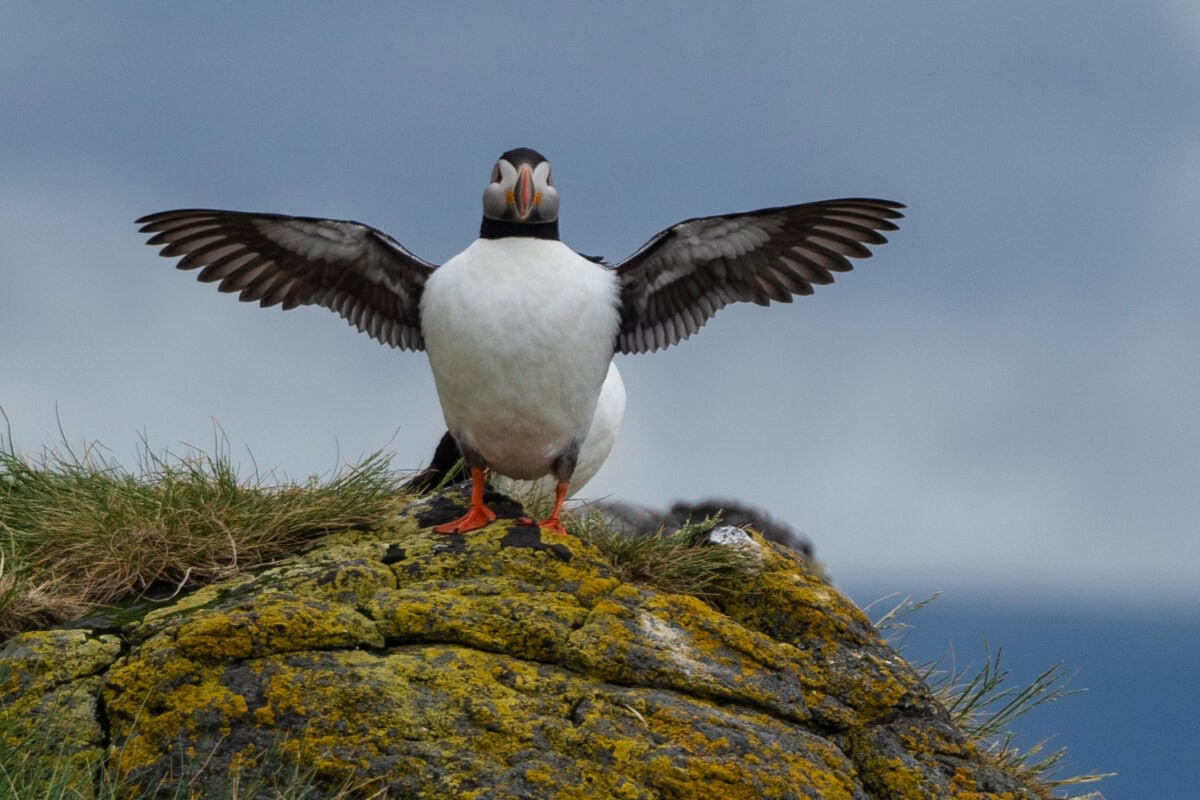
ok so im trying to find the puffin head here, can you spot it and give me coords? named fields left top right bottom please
left=482, top=147, right=559, bottom=225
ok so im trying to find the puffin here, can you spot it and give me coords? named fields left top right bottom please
left=137, top=147, right=903, bottom=535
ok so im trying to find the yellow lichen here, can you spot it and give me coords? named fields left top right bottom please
left=2, top=496, right=1047, bottom=798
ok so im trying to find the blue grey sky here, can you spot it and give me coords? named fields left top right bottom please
left=2, top=3, right=1198, bottom=610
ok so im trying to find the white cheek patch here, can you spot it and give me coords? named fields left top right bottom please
left=482, top=184, right=510, bottom=220
left=534, top=165, right=559, bottom=222
left=536, top=186, right=559, bottom=222
left=482, top=160, right=521, bottom=220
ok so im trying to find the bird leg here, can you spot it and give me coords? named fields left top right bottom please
left=538, top=480, right=570, bottom=536
left=538, top=443, right=578, bottom=536
left=434, top=466, right=496, bottom=534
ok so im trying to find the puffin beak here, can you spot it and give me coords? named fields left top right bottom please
left=512, top=163, right=538, bottom=220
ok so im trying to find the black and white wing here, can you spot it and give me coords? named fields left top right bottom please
left=613, top=198, right=904, bottom=353
left=136, top=209, right=436, bottom=351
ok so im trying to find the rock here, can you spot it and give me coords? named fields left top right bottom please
left=0, top=487, right=1038, bottom=799
left=0, top=628, right=123, bottom=797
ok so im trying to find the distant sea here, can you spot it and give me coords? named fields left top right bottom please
left=839, top=584, right=1197, bottom=799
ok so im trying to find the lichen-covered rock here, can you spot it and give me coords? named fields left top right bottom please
left=0, top=489, right=1040, bottom=799
left=0, top=628, right=123, bottom=798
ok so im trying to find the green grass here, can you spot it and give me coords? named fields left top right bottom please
left=0, top=432, right=410, bottom=638
left=575, top=512, right=765, bottom=599
left=873, top=595, right=1111, bottom=799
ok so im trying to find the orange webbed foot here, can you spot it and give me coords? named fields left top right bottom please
left=434, top=505, right=497, bottom=534
left=433, top=465, right=496, bottom=534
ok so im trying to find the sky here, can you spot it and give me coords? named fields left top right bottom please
left=2, top=3, right=1198, bottom=613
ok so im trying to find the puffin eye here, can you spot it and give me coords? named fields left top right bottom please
left=490, top=163, right=502, bottom=183
left=544, top=166, right=554, bottom=187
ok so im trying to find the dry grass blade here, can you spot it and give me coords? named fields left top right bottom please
left=868, top=592, right=942, bottom=638
left=0, top=434, right=408, bottom=638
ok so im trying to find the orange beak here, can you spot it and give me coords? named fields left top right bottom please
left=513, top=163, right=537, bottom=220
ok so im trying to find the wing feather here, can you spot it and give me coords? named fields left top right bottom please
left=614, top=198, right=904, bottom=353
left=137, top=208, right=436, bottom=350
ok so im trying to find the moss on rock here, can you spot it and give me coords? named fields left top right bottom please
left=1, top=490, right=1041, bottom=798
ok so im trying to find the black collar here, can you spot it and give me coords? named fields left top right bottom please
left=479, top=217, right=559, bottom=240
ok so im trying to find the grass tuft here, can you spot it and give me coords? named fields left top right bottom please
left=0, top=431, right=409, bottom=638
left=575, top=515, right=764, bottom=599
left=929, top=648, right=1113, bottom=798
left=872, top=598, right=1111, bottom=799
left=512, top=485, right=766, bottom=600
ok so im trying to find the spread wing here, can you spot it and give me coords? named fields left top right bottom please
left=613, top=198, right=904, bottom=353
left=136, top=209, right=437, bottom=351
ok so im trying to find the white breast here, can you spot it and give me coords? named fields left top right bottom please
left=420, top=238, right=621, bottom=480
